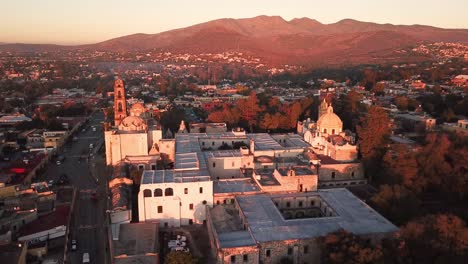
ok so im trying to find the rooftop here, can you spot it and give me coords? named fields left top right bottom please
left=113, top=223, right=159, bottom=259
left=210, top=205, right=256, bottom=248
left=234, top=189, right=397, bottom=243
left=254, top=169, right=280, bottom=186
left=213, top=179, right=260, bottom=194
left=277, top=167, right=315, bottom=176
left=19, top=205, right=69, bottom=237
left=141, top=169, right=211, bottom=184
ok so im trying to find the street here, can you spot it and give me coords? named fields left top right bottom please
left=38, top=111, right=108, bottom=264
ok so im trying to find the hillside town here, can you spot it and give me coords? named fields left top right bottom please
left=0, top=43, right=466, bottom=264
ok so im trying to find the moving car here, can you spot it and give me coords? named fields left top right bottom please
left=82, top=252, right=90, bottom=263
left=71, top=239, right=77, bottom=251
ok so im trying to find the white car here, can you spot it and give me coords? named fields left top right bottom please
left=71, top=239, right=77, bottom=251
left=82, top=252, right=90, bottom=263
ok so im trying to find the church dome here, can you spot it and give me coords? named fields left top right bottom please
left=129, top=103, right=145, bottom=117
left=317, top=106, right=343, bottom=135
left=118, top=116, right=147, bottom=131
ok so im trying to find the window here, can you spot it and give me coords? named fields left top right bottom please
left=213, top=162, right=216, bottom=168
left=157, top=206, right=163, bottom=213
left=243, top=254, right=248, bottom=262
left=286, top=202, right=291, bottom=208
left=331, top=172, right=335, bottom=179
left=311, top=200, right=315, bottom=206
left=212, top=142, right=215, bottom=146
left=154, top=189, right=163, bottom=197
left=164, top=222, right=168, bottom=227
left=351, top=171, right=355, bottom=177
left=202, top=142, right=205, bottom=146
left=189, top=204, right=194, bottom=210
left=304, top=245, right=309, bottom=254
left=288, top=247, right=293, bottom=255
left=231, top=199, right=235, bottom=204
left=216, top=200, right=220, bottom=205
left=138, top=165, right=144, bottom=171
left=298, top=201, right=303, bottom=207
left=118, top=102, right=123, bottom=112
left=232, top=161, right=235, bottom=167
left=189, top=219, right=193, bottom=225
left=202, top=200, right=207, bottom=205
left=231, top=255, right=236, bottom=263
left=151, top=164, right=156, bottom=170
left=117, top=91, right=122, bottom=98
left=332, top=129, right=335, bottom=134
left=184, top=188, right=188, bottom=194
left=266, top=249, right=271, bottom=257
left=199, top=187, right=203, bottom=193
left=165, top=188, right=174, bottom=196
left=323, top=128, right=327, bottom=134
left=223, top=200, right=227, bottom=204
left=143, top=189, right=152, bottom=197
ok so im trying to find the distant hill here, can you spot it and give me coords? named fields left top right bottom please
left=0, top=43, right=71, bottom=53
left=2, top=16, right=468, bottom=66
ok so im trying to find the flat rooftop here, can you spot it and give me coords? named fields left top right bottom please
left=214, top=179, right=260, bottom=194
left=254, top=169, right=280, bottom=186
left=141, top=169, right=211, bottom=184
left=233, top=189, right=398, bottom=243
left=205, top=150, right=243, bottom=159
left=247, top=133, right=283, bottom=150
left=19, top=205, right=70, bottom=237
left=278, top=167, right=315, bottom=176
left=210, top=205, right=256, bottom=248
left=113, top=223, right=159, bottom=258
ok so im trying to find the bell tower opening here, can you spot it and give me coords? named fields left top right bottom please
left=113, top=79, right=127, bottom=126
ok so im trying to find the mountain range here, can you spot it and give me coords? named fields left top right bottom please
left=2, top=16, right=468, bottom=66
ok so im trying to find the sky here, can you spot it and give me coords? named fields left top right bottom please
left=1, top=0, right=468, bottom=45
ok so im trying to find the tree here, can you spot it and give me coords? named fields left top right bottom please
left=381, top=144, right=420, bottom=191
left=165, top=251, right=198, bottom=264
left=371, top=185, right=420, bottom=225
left=319, top=230, right=384, bottom=264
left=357, top=106, right=391, bottom=179
left=394, top=96, right=409, bottom=111
left=398, top=214, right=468, bottom=263
left=236, top=91, right=262, bottom=131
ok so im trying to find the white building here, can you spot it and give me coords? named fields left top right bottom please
left=138, top=170, right=213, bottom=227
left=104, top=103, right=162, bottom=167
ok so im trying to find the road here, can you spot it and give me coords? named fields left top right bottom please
left=39, top=111, right=108, bottom=264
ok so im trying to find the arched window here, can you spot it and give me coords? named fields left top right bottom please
left=331, top=129, right=335, bottom=134
left=165, top=188, right=174, bottom=196
left=118, top=102, right=123, bottom=112
left=117, top=91, right=122, bottom=99
left=154, top=188, right=163, bottom=197
left=143, top=189, right=152, bottom=197
left=323, top=128, right=327, bottom=134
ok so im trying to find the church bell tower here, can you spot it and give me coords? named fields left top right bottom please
left=113, top=79, right=127, bottom=126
